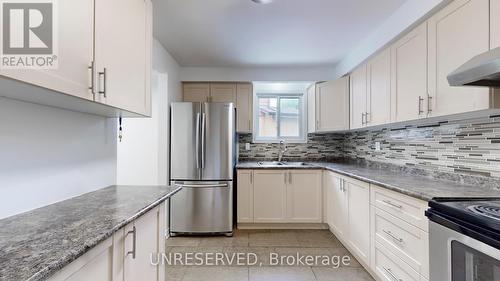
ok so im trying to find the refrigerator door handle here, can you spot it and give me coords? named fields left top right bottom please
left=176, top=183, right=229, bottom=188
left=201, top=112, right=206, bottom=169
left=195, top=113, right=201, bottom=169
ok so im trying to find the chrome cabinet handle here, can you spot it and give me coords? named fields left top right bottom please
left=250, top=172, right=253, bottom=184
left=418, top=96, right=424, bottom=115
left=98, top=68, right=107, bottom=97
left=383, top=229, right=404, bottom=244
left=88, top=61, right=95, bottom=96
left=126, top=226, right=136, bottom=259
left=361, top=113, right=366, bottom=125
left=427, top=95, right=433, bottom=114
left=176, top=183, right=228, bottom=188
left=383, top=267, right=402, bottom=281
left=195, top=113, right=201, bottom=169
left=365, top=112, right=370, bottom=124
left=201, top=113, right=206, bottom=169
left=382, top=200, right=403, bottom=209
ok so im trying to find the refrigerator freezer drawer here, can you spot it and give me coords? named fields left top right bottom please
left=170, top=182, right=233, bottom=234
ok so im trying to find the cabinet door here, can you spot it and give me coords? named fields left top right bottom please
left=286, top=170, right=322, bottom=223
left=350, top=65, right=368, bottom=129
left=183, top=83, right=210, bottom=102
left=94, top=0, right=148, bottom=115
left=253, top=170, right=287, bottom=223
left=237, top=170, right=254, bottom=223
left=0, top=0, right=94, bottom=101
left=317, top=77, right=350, bottom=131
left=492, top=0, right=500, bottom=49
left=307, top=84, right=317, bottom=133
left=124, top=206, right=161, bottom=281
left=391, top=23, right=428, bottom=122
left=236, top=83, right=253, bottom=133
left=367, top=49, right=391, bottom=126
left=346, top=180, right=370, bottom=265
left=428, top=0, right=491, bottom=117
left=210, top=83, right=237, bottom=103
left=325, top=172, right=348, bottom=238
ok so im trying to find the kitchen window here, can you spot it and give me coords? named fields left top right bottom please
left=253, top=88, right=307, bottom=143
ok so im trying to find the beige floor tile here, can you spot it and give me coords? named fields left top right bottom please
left=328, top=247, right=362, bottom=268
left=312, top=267, right=375, bottom=281
left=249, top=267, right=316, bottom=281
left=165, top=266, right=187, bottom=281
left=198, top=233, right=249, bottom=247
left=249, top=231, right=300, bottom=247
left=167, top=236, right=202, bottom=247
left=181, top=266, right=248, bottom=281
left=295, top=230, right=343, bottom=248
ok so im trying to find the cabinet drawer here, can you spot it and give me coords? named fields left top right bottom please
left=371, top=185, right=428, bottom=232
left=373, top=241, right=421, bottom=281
left=372, top=207, right=429, bottom=279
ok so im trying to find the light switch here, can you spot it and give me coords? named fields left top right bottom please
left=245, top=143, right=251, bottom=151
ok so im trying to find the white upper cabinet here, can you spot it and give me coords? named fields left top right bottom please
left=367, top=49, right=391, bottom=126
left=310, top=78, right=350, bottom=132
left=427, top=0, right=491, bottom=117
left=307, top=84, right=317, bottom=133
left=236, top=83, right=253, bottom=133
left=492, top=0, right=500, bottom=49
left=210, top=83, right=237, bottom=103
left=94, top=0, right=150, bottom=115
left=0, top=0, right=94, bottom=101
left=391, top=23, right=428, bottom=123
left=350, top=65, right=368, bottom=129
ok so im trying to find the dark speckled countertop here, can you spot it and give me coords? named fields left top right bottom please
left=237, top=161, right=500, bottom=201
left=0, top=185, right=181, bottom=281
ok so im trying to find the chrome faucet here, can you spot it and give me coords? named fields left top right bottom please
left=278, top=140, right=287, bottom=162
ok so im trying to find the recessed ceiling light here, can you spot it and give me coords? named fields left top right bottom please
left=251, top=0, right=273, bottom=4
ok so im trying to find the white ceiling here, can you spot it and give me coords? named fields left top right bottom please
left=153, top=0, right=407, bottom=67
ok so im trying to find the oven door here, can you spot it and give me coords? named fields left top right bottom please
left=430, top=221, right=500, bottom=281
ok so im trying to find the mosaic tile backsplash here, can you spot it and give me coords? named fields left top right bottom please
left=238, top=116, right=500, bottom=180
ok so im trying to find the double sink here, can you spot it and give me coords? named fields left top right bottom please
left=257, top=161, right=313, bottom=168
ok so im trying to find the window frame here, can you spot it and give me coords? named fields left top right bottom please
left=253, top=92, right=307, bottom=143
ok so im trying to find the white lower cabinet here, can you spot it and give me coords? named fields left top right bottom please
left=237, top=169, right=322, bottom=224
left=324, top=172, right=430, bottom=281
left=324, top=172, right=370, bottom=266
left=253, top=170, right=288, bottom=223
left=47, top=203, right=166, bottom=281
left=325, top=172, right=347, bottom=237
left=286, top=170, right=322, bottom=223
left=345, top=178, right=371, bottom=266
left=493, top=0, right=500, bottom=49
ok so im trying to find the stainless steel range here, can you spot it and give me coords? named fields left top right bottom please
left=169, top=102, right=235, bottom=236
left=426, top=199, right=500, bottom=281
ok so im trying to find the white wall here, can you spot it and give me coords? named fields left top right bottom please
left=0, top=98, right=117, bottom=219
left=180, top=65, right=336, bottom=82
left=116, top=39, right=181, bottom=185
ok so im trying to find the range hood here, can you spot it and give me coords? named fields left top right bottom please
left=448, top=47, right=500, bottom=87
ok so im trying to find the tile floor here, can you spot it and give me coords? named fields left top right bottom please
left=165, top=229, right=375, bottom=281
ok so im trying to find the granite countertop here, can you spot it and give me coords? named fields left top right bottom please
left=237, top=161, right=500, bottom=201
left=0, top=185, right=181, bottom=281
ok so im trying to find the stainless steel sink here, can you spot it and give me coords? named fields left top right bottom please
left=257, top=161, right=312, bottom=167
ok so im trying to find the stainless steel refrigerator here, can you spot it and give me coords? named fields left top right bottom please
left=169, top=102, right=235, bottom=236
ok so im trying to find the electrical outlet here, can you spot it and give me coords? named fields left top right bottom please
left=375, top=142, right=381, bottom=151
left=245, top=143, right=251, bottom=151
